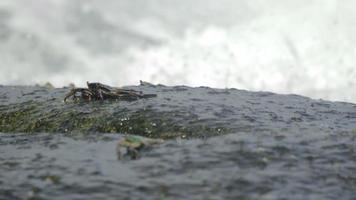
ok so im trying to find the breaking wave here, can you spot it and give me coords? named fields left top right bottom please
left=0, top=0, right=356, bottom=102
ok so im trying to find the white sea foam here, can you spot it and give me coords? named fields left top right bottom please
left=0, top=0, right=355, bottom=102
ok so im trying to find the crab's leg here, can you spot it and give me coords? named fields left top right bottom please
left=128, top=147, right=140, bottom=159
left=64, top=89, right=78, bottom=102
left=97, top=88, right=104, bottom=100
left=64, top=88, right=93, bottom=102
left=81, top=89, right=94, bottom=101
left=115, top=89, right=142, bottom=97
left=116, top=145, right=122, bottom=160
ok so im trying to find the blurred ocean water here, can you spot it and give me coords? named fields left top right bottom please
left=0, top=0, right=355, bottom=102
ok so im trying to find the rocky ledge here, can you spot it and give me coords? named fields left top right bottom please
left=1, top=84, right=356, bottom=138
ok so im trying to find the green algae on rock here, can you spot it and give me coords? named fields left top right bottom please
left=1, top=84, right=356, bottom=138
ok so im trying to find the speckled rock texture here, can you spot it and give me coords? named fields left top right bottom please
left=1, top=85, right=356, bottom=200
left=1, top=84, right=356, bottom=138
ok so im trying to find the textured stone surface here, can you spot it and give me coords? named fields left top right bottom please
left=1, top=85, right=356, bottom=200
left=1, top=85, right=356, bottom=138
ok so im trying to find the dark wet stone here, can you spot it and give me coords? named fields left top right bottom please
left=1, top=85, right=356, bottom=199
left=1, top=85, right=356, bottom=138
left=1, top=132, right=356, bottom=200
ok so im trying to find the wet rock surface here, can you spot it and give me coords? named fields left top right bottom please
left=1, top=85, right=356, bottom=199
left=1, top=85, right=356, bottom=138
left=1, top=132, right=356, bottom=200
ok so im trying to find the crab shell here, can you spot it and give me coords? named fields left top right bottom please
left=116, top=136, right=164, bottom=159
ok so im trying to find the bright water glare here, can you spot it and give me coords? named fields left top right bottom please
left=0, top=0, right=356, bottom=102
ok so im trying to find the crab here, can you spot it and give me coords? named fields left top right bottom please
left=116, top=135, right=164, bottom=160
left=64, top=81, right=157, bottom=102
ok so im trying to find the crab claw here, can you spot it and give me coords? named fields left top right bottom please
left=64, top=88, right=93, bottom=102
left=98, top=89, right=104, bottom=100
left=64, top=89, right=76, bottom=102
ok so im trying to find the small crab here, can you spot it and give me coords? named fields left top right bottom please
left=116, top=135, right=164, bottom=160
left=64, top=81, right=157, bottom=102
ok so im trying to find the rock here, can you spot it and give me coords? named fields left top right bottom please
left=1, top=84, right=356, bottom=138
